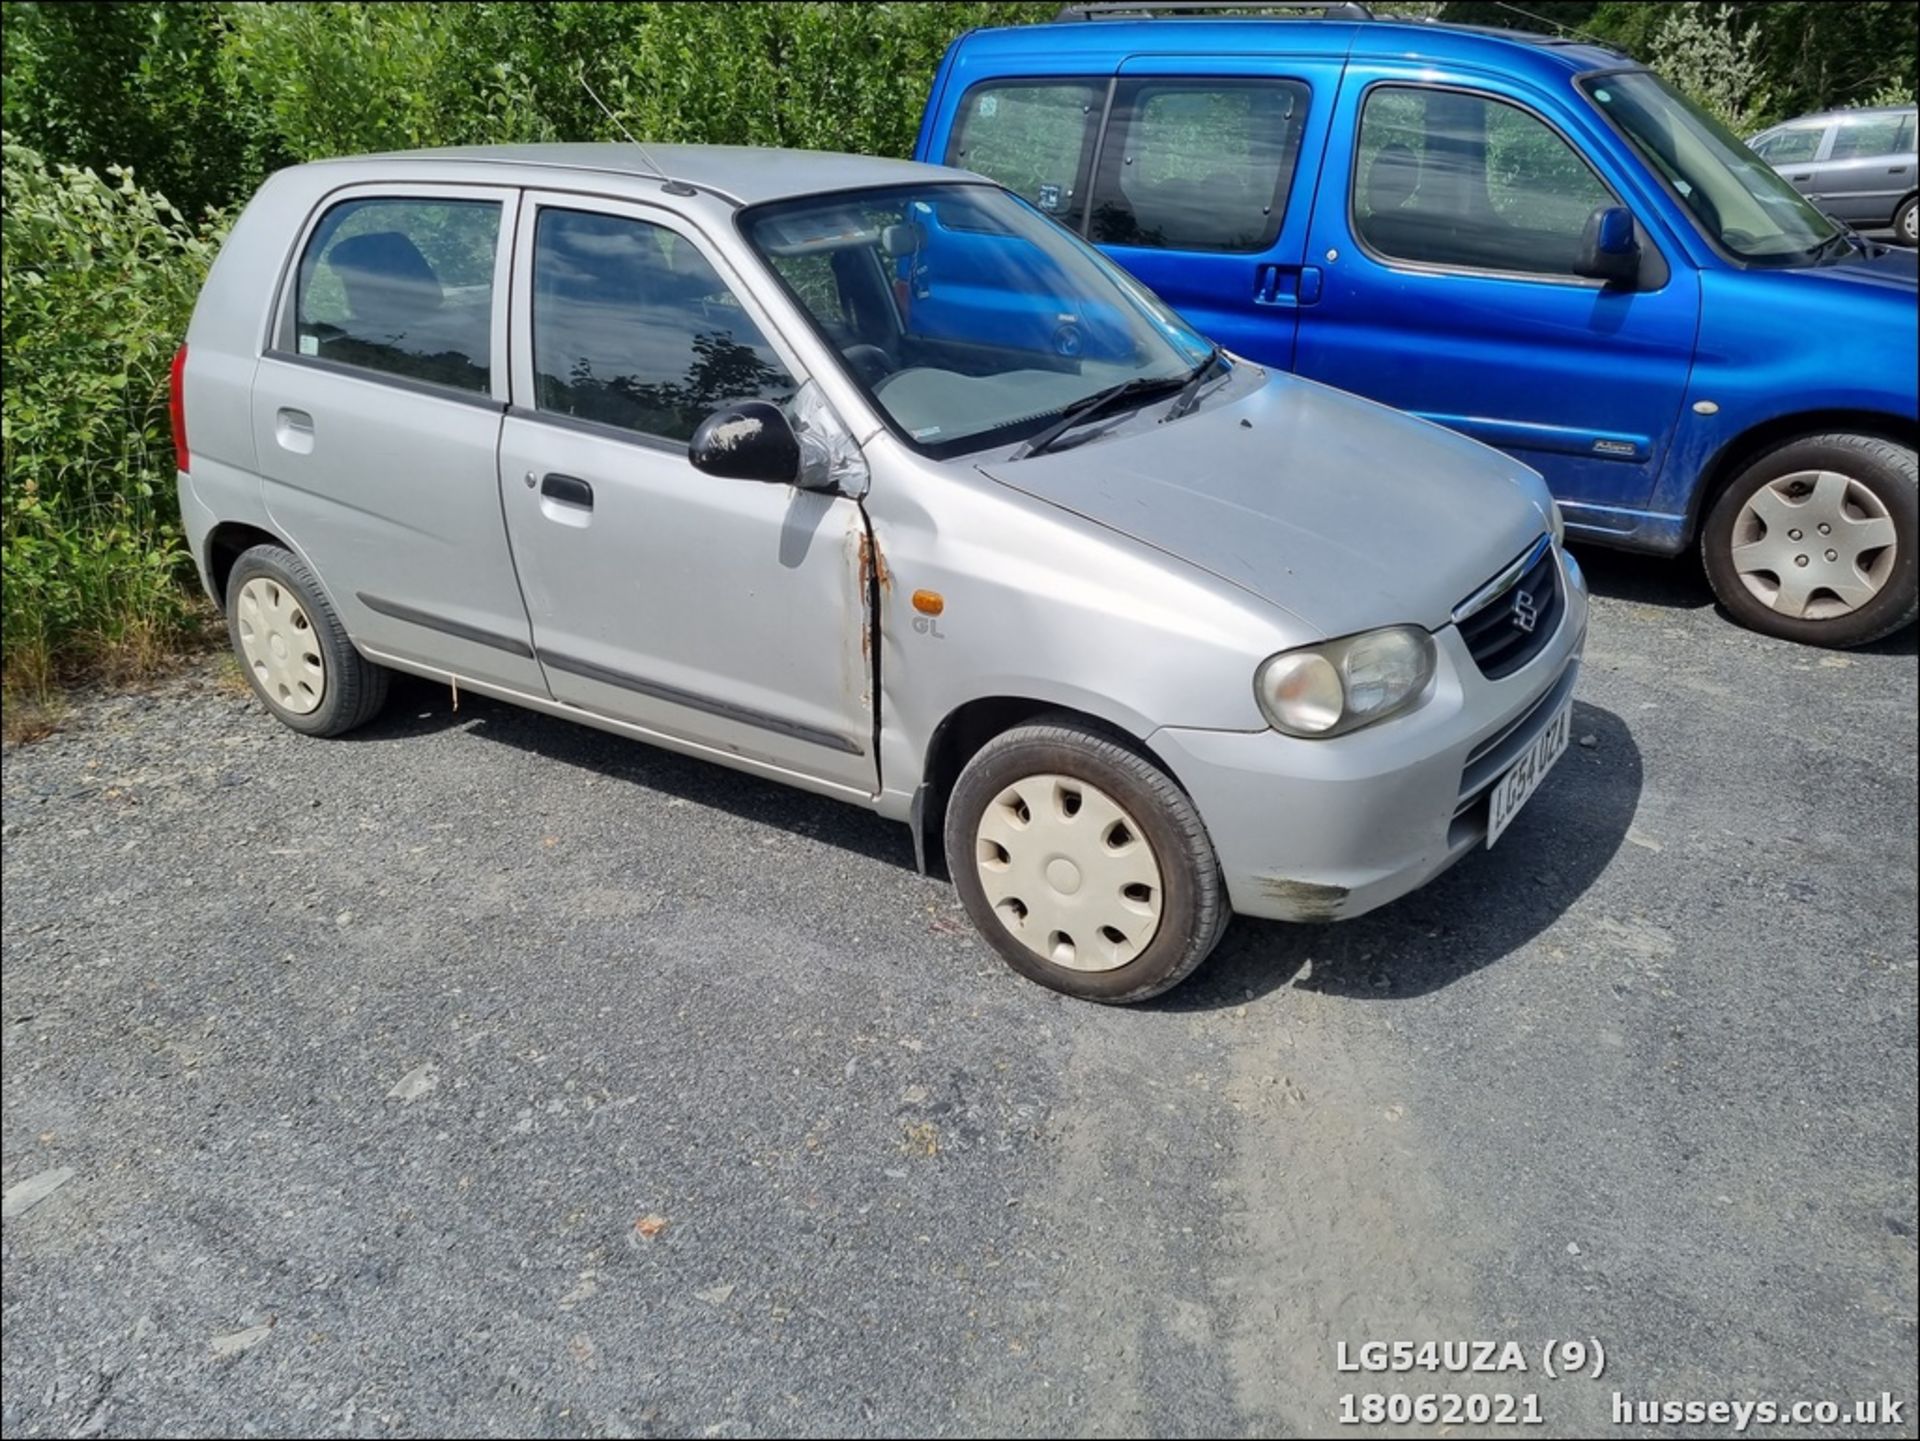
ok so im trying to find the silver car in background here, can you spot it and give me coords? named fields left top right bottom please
left=173, top=145, right=1587, bottom=1002
left=1749, top=106, right=1919, bottom=244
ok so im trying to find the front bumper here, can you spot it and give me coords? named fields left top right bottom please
left=1150, top=549, right=1590, bottom=924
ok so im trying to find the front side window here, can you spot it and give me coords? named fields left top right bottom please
left=1089, top=79, right=1309, bottom=252
left=1752, top=126, right=1823, bottom=164
left=293, top=197, right=499, bottom=393
left=531, top=209, right=796, bottom=443
left=744, top=184, right=1213, bottom=459
left=1353, top=86, right=1616, bottom=278
left=1830, top=112, right=1910, bottom=161
left=1582, top=71, right=1836, bottom=265
left=947, top=81, right=1104, bottom=227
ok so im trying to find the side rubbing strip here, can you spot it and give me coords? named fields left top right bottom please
left=356, top=593, right=536, bottom=659
left=539, top=650, right=864, bottom=756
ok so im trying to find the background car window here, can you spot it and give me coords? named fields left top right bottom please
left=532, top=209, right=796, bottom=443
left=1753, top=126, right=1823, bottom=163
left=1354, top=87, right=1616, bottom=278
left=947, top=81, right=1103, bottom=228
left=1830, top=112, right=1911, bottom=160
left=294, top=197, right=498, bottom=392
left=1901, top=113, right=1919, bottom=151
left=1089, top=79, right=1308, bottom=253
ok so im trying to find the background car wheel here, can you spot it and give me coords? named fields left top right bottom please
left=944, top=715, right=1228, bottom=1003
left=1701, top=433, right=1916, bottom=648
left=226, top=545, right=388, bottom=736
left=1894, top=195, right=1918, bottom=247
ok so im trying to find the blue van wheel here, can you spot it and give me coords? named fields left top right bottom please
left=1701, top=433, right=1917, bottom=648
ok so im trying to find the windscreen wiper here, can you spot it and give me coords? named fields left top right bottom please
left=1163, top=347, right=1228, bottom=423
left=1011, top=375, right=1184, bottom=460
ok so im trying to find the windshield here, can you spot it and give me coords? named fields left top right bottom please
left=1581, top=71, right=1838, bottom=265
left=742, top=184, right=1214, bottom=458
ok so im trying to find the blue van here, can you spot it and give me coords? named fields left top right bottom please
left=912, top=2, right=1919, bottom=647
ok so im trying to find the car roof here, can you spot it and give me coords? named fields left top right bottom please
left=347, top=144, right=966, bottom=206
left=951, top=14, right=1631, bottom=86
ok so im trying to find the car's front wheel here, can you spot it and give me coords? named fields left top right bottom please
left=1701, top=433, right=1916, bottom=648
left=944, top=716, right=1228, bottom=1003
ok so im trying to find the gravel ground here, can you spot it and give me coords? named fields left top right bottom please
left=3, top=551, right=1915, bottom=1439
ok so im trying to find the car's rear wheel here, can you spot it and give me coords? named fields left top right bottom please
left=1894, top=195, right=1918, bottom=247
left=227, top=545, right=388, bottom=736
left=944, top=716, right=1228, bottom=1003
left=1701, top=433, right=1916, bottom=648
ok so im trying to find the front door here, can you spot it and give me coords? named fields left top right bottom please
left=497, top=194, right=876, bottom=796
left=1293, top=69, right=1701, bottom=540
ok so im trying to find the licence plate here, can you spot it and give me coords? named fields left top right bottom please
left=1486, top=701, right=1572, bottom=848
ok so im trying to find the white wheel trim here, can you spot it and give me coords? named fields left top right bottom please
left=974, top=773, right=1165, bottom=973
left=1729, top=469, right=1899, bottom=621
left=236, top=576, right=326, bottom=715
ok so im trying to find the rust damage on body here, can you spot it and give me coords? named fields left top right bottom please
left=1256, top=876, right=1350, bottom=923
left=853, top=515, right=888, bottom=794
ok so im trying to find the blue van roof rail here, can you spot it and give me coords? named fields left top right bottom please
left=1054, top=1, right=1374, bottom=19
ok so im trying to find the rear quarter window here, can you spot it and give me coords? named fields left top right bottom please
left=291, top=197, right=499, bottom=393
left=947, top=80, right=1104, bottom=227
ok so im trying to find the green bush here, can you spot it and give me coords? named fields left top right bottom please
left=1, top=139, right=222, bottom=710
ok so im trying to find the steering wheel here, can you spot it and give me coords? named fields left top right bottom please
left=841, top=343, right=895, bottom=388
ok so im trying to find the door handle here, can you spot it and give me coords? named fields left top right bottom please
left=1889, top=165, right=1909, bottom=174
left=1788, top=172, right=1812, bottom=181
left=274, top=408, right=314, bottom=455
left=1253, top=264, right=1323, bottom=307
left=540, top=473, right=593, bottom=509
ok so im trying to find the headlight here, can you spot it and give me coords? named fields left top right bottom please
left=1549, top=499, right=1566, bottom=549
left=1254, top=625, right=1436, bottom=738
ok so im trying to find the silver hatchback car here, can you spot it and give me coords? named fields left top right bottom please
left=175, top=145, right=1588, bottom=1002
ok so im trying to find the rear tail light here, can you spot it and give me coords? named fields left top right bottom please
left=169, top=344, right=190, bottom=474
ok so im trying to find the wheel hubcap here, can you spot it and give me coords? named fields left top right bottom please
left=1729, top=470, right=1898, bottom=621
left=974, top=773, right=1164, bottom=972
left=236, top=577, right=326, bottom=714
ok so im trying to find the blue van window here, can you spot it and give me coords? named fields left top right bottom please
left=293, top=197, right=499, bottom=393
left=1354, top=87, right=1616, bottom=279
left=947, top=80, right=1104, bottom=229
left=530, top=209, right=794, bottom=443
left=1088, top=79, right=1308, bottom=253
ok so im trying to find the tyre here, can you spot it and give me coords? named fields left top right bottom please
left=1701, top=433, right=1916, bottom=648
left=226, top=545, right=389, bottom=736
left=1895, top=194, right=1918, bottom=248
left=943, top=715, right=1228, bottom=1003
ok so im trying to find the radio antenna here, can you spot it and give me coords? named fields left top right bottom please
left=580, top=73, right=669, bottom=181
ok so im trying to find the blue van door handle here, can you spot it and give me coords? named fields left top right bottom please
left=1254, top=264, right=1323, bottom=307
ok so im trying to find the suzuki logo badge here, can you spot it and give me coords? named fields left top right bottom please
left=1512, top=589, right=1539, bottom=634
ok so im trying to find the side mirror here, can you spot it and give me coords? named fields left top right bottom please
left=688, top=401, right=801, bottom=485
left=1574, top=204, right=1642, bottom=286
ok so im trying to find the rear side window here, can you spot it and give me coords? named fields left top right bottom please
left=1088, top=79, right=1309, bottom=253
left=947, top=81, right=1104, bottom=228
left=1830, top=112, right=1910, bottom=160
left=1353, top=86, right=1616, bottom=279
left=530, top=208, right=796, bottom=444
left=293, top=197, right=498, bottom=393
left=1753, top=126, right=1823, bottom=163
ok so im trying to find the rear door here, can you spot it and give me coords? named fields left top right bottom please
left=1080, top=56, right=1340, bottom=370
left=252, top=184, right=545, bottom=692
left=937, top=57, right=1339, bottom=372
left=1815, top=111, right=1916, bottom=225
left=1291, top=68, right=1701, bottom=536
left=496, top=193, right=876, bottom=796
